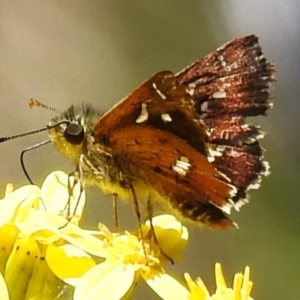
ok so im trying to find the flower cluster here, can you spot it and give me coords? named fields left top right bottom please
left=0, top=171, right=254, bottom=300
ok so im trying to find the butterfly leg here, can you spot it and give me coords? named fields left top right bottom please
left=70, top=176, right=85, bottom=222
left=112, top=193, right=119, bottom=231
left=66, top=172, right=84, bottom=220
left=146, top=198, right=174, bottom=265
left=146, top=198, right=155, bottom=241
left=129, top=183, right=148, bottom=261
left=58, top=171, right=84, bottom=229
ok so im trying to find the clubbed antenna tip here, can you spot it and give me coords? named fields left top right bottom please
left=29, top=98, right=60, bottom=114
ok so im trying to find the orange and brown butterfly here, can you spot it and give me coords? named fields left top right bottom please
left=10, top=35, right=277, bottom=229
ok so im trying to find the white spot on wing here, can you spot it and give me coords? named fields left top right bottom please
left=233, top=222, right=239, bottom=229
left=161, top=113, right=172, bottom=123
left=218, top=171, right=231, bottom=182
left=221, top=203, right=232, bottom=214
left=208, top=148, right=223, bottom=157
left=201, top=101, right=208, bottom=112
left=207, top=156, right=215, bottom=163
left=176, top=160, right=191, bottom=170
left=136, top=103, right=148, bottom=123
left=262, top=161, right=270, bottom=176
left=152, top=83, right=167, bottom=100
left=247, top=179, right=262, bottom=190
left=172, top=156, right=191, bottom=176
left=224, top=66, right=231, bottom=72
left=186, top=83, right=196, bottom=96
left=212, top=90, right=227, bottom=99
left=188, top=83, right=196, bottom=89
left=186, top=88, right=195, bottom=96
left=172, top=165, right=187, bottom=176
left=233, top=198, right=249, bottom=211
left=217, top=55, right=224, bottom=61
left=256, top=130, right=265, bottom=139
left=207, top=145, right=225, bottom=163
left=229, top=184, right=238, bottom=198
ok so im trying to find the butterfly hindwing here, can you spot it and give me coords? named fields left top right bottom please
left=176, top=35, right=275, bottom=205
left=106, top=124, right=236, bottom=228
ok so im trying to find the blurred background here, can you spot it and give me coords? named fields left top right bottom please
left=0, top=1, right=299, bottom=299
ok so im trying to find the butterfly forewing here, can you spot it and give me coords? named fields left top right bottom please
left=94, top=71, right=208, bottom=156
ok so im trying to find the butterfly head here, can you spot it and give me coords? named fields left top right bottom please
left=48, top=103, right=99, bottom=162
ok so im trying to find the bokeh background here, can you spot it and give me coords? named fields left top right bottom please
left=0, top=1, right=299, bottom=299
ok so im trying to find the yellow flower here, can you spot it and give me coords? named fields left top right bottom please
left=184, top=263, right=254, bottom=300
left=72, top=215, right=189, bottom=300
left=0, top=171, right=190, bottom=300
left=0, top=171, right=256, bottom=300
left=0, top=171, right=91, bottom=299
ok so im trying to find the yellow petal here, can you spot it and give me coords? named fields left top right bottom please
left=74, top=262, right=135, bottom=300
left=233, top=273, right=243, bottom=300
left=0, top=224, right=19, bottom=274
left=0, top=272, right=9, bottom=300
left=184, top=273, right=209, bottom=300
left=27, top=212, right=107, bottom=257
left=26, top=252, right=64, bottom=300
left=143, top=215, right=188, bottom=262
left=5, top=237, right=41, bottom=300
left=41, top=171, right=85, bottom=221
left=25, top=211, right=69, bottom=230
left=241, top=266, right=253, bottom=300
left=215, top=262, right=227, bottom=288
left=5, top=183, right=14, bottom=196
left=46, top=244, right=95, bottom=285
left=145, top=272, right=190, bottom=300
left=0, top=185, right=40, bottom=227
left=14, top=211, right=66, bottom=238
left=59, top=223, right=108, bottom=257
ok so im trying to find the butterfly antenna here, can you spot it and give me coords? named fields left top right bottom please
left=29, top=98, right=61, bottom=114
left=0, top=98, right=64, bottom=144
left=0, top=127, right=49, bottom=143
left=0, top=120, right=71, bottom=144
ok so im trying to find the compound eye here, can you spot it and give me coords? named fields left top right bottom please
left=64, top=123, right=84, bottom=145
